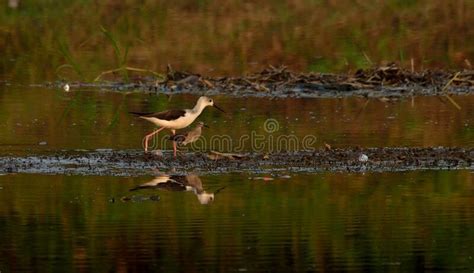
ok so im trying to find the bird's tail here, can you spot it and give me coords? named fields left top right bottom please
left=129, top=111, right=153, bottom=116
left=128, top=112, right=153, bottom=117
left=129, top=186, right=146, bottom=191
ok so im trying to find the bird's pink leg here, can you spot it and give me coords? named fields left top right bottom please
left=171, top=129, right=177, bottom=158
left=142, top=127, right=164, bottom=152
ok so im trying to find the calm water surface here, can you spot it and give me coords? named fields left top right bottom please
left=0, top=86, right=472, bottom=155
left=0, top=171, right=472, bottom=272
left=0, top=86, right=473, bottom=272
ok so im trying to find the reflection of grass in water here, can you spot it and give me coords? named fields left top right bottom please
left=107, top=93, right=126, bottom=131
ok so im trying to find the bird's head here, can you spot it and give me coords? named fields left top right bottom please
left=197, top=96, right=225, bottom=113
left=197, top=192, right=215, bottom=204
left=196, top=121, right=209, bottom=128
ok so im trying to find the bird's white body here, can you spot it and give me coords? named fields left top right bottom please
left=140, top=96, right=213, bottom=129
left=141, top=111, right=195, bottom=129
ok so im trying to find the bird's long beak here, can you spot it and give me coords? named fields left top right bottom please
left=213, top=103, right=225, bottom=113
left=213, top=186, right=226, bottom=195
left=204, top=124, right=210, bottom=128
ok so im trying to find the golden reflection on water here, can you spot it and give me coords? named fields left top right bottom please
left=0, top=172, right=472, bottom=272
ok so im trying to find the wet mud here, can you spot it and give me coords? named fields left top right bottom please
left=0, top=147, right=472, bottom=176
left=50, top=65, right=474, bottom=98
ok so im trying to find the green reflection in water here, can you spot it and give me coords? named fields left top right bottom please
left=0, top=171, right=472, bottom=272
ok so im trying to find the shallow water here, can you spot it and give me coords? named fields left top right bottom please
left=0, top=86, right=472, bottom=156
left=0, top=171, right=472, bottom=272
left=0, top=86, right=473, bottom=272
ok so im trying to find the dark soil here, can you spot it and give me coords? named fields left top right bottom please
left=1, top=147, right=472, bottom=176
left=51, top=64, right=474, bottom=98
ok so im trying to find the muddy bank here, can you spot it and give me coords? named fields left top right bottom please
left=0, top=147, right=472, bottom=176
left=49, top=65, right=474, bottom=98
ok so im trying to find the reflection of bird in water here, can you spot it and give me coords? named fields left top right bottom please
left=130, top=174, right=225, bottom=204
left=169, top=121, right=208, bottom=146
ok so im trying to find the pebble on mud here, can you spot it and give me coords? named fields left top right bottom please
left=358, top=154, right=369, bottom=162
left=151, top=150, right=163, bottom=156
left=38, top=141, right=47, bottom=146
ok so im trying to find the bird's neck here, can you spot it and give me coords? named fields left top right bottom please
left=191, top=103, right=206, bottom=115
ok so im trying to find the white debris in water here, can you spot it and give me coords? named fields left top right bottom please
left=95, top=148, right=113, bottom=152
left=358, top=154, right=369, bottom=162
left=38, top=141, right=47, bottom=146
left=63, top=84, right=70, bottom=92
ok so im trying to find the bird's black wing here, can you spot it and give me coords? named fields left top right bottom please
left=169, top=175, right=189, bottom=185
left=156, top=180, right=187, bottom=192
left=129, top=178, right=186, bottom=192
left=129, top=109, right=186, bottom=121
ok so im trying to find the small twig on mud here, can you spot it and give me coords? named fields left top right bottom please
left=442, top=72, right=461, bottom=92
left=465, top=59, right=472, bottom=69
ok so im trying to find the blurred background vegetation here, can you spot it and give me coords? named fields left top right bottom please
left=1, top=0, right=473, bottom=82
